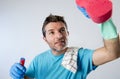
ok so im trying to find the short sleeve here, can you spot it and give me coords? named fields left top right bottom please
left=77, top=48, right=97, bottom=75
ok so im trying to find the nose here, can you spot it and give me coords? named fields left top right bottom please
left=55, top=31, right=63, bottom=39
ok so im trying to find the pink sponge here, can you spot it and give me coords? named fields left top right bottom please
left=76, top=0, right=112, bottom=23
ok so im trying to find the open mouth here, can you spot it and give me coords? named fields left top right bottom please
left=55, top=41, right=65, bottom=45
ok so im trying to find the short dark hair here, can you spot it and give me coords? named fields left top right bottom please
left=42, top=14, right=68, bottom=37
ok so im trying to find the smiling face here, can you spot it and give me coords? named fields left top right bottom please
left=43, top=22, right=69, bottom=55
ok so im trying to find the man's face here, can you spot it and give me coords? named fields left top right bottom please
left=43, top=22, right=69, bottom=52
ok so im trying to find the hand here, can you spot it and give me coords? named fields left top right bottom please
left=10, top=63, right=26, bottom=79
left=77, top=5, right=90, bottom=18
left=76, top=0, right=112, bottom=23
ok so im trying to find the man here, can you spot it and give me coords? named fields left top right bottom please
left=10, top=7, right=120, bottom=79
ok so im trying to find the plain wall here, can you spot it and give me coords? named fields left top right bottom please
left=0, top=0, right=120, bottom=79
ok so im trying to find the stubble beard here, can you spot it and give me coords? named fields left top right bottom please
left=52, top=41, right=68, bottom=54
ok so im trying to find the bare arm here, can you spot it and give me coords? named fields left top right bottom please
left=93, top=36, right=120, bottom=66
left=119, top=33, right=120, bottom=45
left=92, top=20, right=120, bottom=66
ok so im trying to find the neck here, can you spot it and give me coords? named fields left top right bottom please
left=52, top=47, right=68, bottom=56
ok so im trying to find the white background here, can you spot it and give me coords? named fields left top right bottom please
left=0, top=0, right=120, bottom=79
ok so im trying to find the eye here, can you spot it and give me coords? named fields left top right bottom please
left=60, top=28, right=66, bottom=33
left=48, top=31, right=54, bottom=35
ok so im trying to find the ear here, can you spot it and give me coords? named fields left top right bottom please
left=67, top=31, right=69, bottom=36
left=43, top=36, right=47, bottom=42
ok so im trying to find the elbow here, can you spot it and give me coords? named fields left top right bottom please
left=114, top=49, right=120, bottom=59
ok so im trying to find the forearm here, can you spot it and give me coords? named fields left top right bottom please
left=93, top=20, right=120, bottom=66
left=104, top=36, right=120, bottom=58
left=119, top=33, right=120, bottom=46
left=118, top=34, right=120, bottom=57
left=101, top=19, right=120, bottom=58
left=93, top=37, right=120, bottom=66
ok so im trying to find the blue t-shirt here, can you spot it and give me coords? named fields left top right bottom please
left=25, top=47, right=97, bottom=79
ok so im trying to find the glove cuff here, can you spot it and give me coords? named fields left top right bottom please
left=98, top=18, right=118, bottom=40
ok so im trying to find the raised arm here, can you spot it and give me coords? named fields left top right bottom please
left=75, top=0, right=120, bottom=66
left=93, top=20, right=120, bottom=66
left=119, top=33, right=120, bottom=45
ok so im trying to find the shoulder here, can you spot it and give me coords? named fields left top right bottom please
left=33, top=49, right=51, bottom=62
left=68, top=47, right=94, bottom=54
left=78, top=47, right=94, bottom=53
left=38, top=50, right=50, bottom=56
left=78, top=48, right=95, bottom=58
